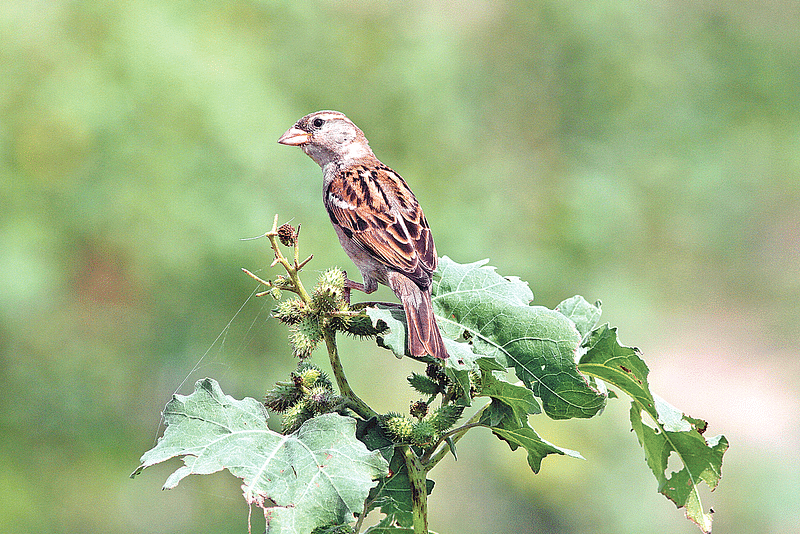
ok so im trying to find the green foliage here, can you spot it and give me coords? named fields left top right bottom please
left=579, top=325, right=728, bottom=532
left=476, top=371, right=542, bottom=427
left=372, top=257, right=607, bottom=419
left=132, top=379, right=388, bottom=534
left=357, top=418, right=435, bottom=529
left=137, top=253, right=728, bottom=534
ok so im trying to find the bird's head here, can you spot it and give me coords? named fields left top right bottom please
left=278, top=110, right=373, bottom=167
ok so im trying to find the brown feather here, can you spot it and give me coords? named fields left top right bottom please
left=388, top=272, right=448, bottom=359
left=326, top=161, right=437, bottom=290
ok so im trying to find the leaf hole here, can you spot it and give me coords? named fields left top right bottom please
left=666, top=451, right=682, bottom=478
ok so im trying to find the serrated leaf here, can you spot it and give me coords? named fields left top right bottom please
left=366, top=305, right=407, bottom=358
left=629, top=398, right=728, bottom=534
left=132, top=378, right=389, bottom=534
left=432, top=257, right=606, bottom=419
left=477, top=373, right=541, bottom=429
left=490, top=425, right=583, bottom=473
left=578, top=326, right=728, bottom=533
left=555, top=295, right=602, bottom=338
left=577, top=324, right=652, bottom=409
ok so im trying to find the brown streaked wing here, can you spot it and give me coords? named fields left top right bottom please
left=326, top=164, right=436, bottom=287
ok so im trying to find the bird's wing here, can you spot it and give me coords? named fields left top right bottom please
left=325, top=162, right=437, bottom=288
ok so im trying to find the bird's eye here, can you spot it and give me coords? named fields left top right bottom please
left=312, top=118, right=325, bottom=128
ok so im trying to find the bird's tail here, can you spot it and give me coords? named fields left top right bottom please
left=388, top=273, right=449, bottom=360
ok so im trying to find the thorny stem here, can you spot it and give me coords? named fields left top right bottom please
left=322, top=322, right=376, bottom=419
left=402, top=445, right=429, bottom=534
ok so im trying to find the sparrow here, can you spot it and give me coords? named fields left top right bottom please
left=278, top=111, right=448, bottom=360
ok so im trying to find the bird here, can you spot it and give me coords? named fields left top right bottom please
left=278, top=110, right=448, bottom=360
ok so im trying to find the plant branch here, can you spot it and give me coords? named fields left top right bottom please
left=422, top=405, right=489, bottom=468
left=245, top=214, right=313, bottom=303
left=353, top=497, right=370, bottom=533
left=402, top=445, right=429, bottom=534
left=322, top=322, right=376, bottom=419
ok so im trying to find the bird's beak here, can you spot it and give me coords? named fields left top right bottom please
left=278, top=127, right=311, bottom=146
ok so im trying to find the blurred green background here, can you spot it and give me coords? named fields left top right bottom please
left=1, top=1, right=798, bottom=533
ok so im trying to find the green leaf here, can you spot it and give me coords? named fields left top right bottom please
left=432, top=257, right=606, bottom=419
left=490, top=425, right=583, bottom=473
left=578, top=324, right=652, bottom=409
left=630, top=397, right=728, bottom=534
left=477, top=372, right=541, bottom=429
left=132, top=378, right=389, bottom=534
left=579, top=326, right=728, bottom=533
left=555, top=295, right=602, bottom=339
left=478, top=372, right=581, bottom=474
left=366, top=304, right=407, bottom=358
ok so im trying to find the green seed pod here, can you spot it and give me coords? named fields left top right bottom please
left=307, top=386, right=338, bottom=413
left=296, top=367, right=321, bottom=390
left=339, top=313, right=387, bottom=338
left=273, top=298, right=309, bottom=325
left=426, top=362, right=448, bottom=385
left=282, top=400, right=313, bottom=434
left=264, top=381, right=302, bottom=413
left=408, top=373, right=441, bottom=396
left=381, top=413, right=415, bottom=443
left=410, top=419, right=437, bottom=448
left=312, top=268, right=347, bottom=313
left=289, top=316, right=323, bottom=359
left=293, top=362, right=333, bottom=391
left=317, top=267, right=346, bottom=293
left=427, top=404, right=464, bottom=433
left=325, top=314, right=349, bottom=333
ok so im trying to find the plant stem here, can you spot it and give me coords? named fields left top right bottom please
left=423, top=405, right=488, bottom=468
left=322, top=323, right=376, bottom=419
left=402, top=445, right=429, bottom=534
left=265, top=214, right=313, bottom=302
